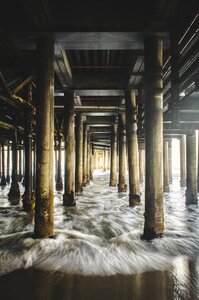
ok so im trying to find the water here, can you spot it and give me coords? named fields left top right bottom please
left=0, top=171, right=199, bottom=300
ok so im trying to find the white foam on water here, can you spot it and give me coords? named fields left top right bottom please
left=0, top=174, right=198, bottom=278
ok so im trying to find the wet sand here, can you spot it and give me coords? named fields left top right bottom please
left=0, top=267, right=195, bottom=300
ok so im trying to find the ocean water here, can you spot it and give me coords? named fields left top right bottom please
left=0, top=171, right=198, bottom=300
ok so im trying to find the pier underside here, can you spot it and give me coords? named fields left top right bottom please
left=0, top=1, right=198, bottom=299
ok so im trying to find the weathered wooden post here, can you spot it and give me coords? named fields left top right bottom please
left=56, top=133, right=63, bottom=191
left=75, top=113, right=83, bottom=193
left=186, top=131, right=198, bottom=205
left=163, top=139, right=170, bottom=192
left=63, top=91, right=75, bottom=206
left=34, top=36, right=54, bottom=238
left=109, top=121, right=117, bottom=186
left=22, top=83, right=34, bottom=211
left=125, top=90, right=141, bottom=206
left=118, top=112, right=127, bottom=192
left=144, top=36, right=164, bottom=239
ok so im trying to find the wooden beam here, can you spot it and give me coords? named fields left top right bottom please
left=0, top=71, right=34, bottom=110
left=74, top=89, right=124, bottom=97
left=12, top=95, right=33, bottom=109
left=0, top=95, right=18, bottom=109
left=0, top=120, right=24, bottom=132
left=0, top=71, right=12, bottom=98
left=54, top=45, right=73, bottom=88
left=0, top=93, right=34, bottom=111
left=164, top=111, right=199, bottom=122
left=12, top=75, right=33, bottom=94
left=86, top=116, right=115, bottom=124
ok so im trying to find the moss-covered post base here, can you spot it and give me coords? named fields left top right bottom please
left=35, top=196, right=54, bottom=238
left=164, top=185, right=170, bottom=193
left=8, top=183, right=20, bottom=199
left=8, top=175, right=20, bottom=205
left=143, top=36, right=164, bottom=240
left=75, top=186, right=83, bottom=196
left=110, top=182, right=117, bottom=187
left=63, top=192, right=76, bottom=206
left=22, top=192, right=35, bottom=211
left=0, top=175, right=6, bottom=186
left=186, top=191, right=198, bottom=206
left=6, top=176, right=10, bottom=184
left=118, top=183, right=127, bottom=193
left=129, top=194, right=141, bottom=206
left=186, top=131, right=198, bottom=205
left=56, top=180, right=63, bottom=191
left=17, top=176, right=23, bottom=182
left=142, top=228, right=163, bottom=241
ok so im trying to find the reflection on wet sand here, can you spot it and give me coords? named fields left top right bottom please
left=0, top=267, right=197, bottom=300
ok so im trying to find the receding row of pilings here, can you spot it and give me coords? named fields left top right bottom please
left=0, top=35, right=198, bottom=240
left=163, top=133, right=198, bottom=207
left=0, top=130, right=198, bottom=239
left=0, top=144, right=23, bottom=185
left=0, top=133, right=196, bottom=198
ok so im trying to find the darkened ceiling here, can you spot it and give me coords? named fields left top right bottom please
left=0, top=0, right=198, bottom=144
